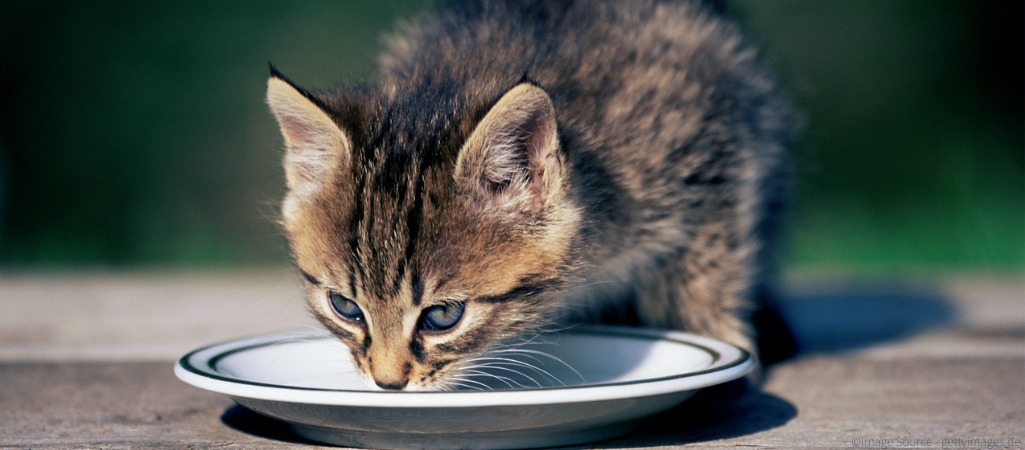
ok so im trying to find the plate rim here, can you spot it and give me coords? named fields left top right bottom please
left=174, top=325, right=754, bottom=408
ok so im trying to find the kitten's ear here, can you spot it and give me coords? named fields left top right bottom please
left=455, top=83, right=563, bottom=216
left=267, top=74, right=351, bottom=193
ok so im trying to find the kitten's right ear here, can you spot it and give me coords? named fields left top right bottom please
left=267, top=73, right=351, bottom=193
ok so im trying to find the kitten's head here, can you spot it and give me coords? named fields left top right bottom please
left=267, top=72, right=581, bottom=390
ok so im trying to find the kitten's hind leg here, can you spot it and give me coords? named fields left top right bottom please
left=750, top=287, right=798, bottom=366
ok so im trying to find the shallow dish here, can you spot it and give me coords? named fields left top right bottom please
left=175, top=325, right=753, bottom=449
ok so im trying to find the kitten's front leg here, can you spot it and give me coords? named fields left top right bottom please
left=629, top=226, right=758, bottom=355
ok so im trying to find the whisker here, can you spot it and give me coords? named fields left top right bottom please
left=464, top=363, right=543, bottom=387
left=465, top=356, right=565, bottom=386
left=459, top=369, right=524, bottom=389
left=444, top=377, right=489, bottom=391
left=468, top=359, right=558, bottom=386
left=487, top=348, right=585, bottom=383
left=482, top=349, right=549, bottom=366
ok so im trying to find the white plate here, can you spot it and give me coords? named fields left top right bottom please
left=175, top=325, right=753, bottom=449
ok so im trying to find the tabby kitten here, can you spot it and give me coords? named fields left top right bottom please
left=267, top=0, right=793, bottom=391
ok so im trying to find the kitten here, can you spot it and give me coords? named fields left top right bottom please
left=267, top=0, right=794, bottom=391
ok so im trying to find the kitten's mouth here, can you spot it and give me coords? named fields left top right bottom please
left=367, top=376, right=440, bottom=392
left=374, top=379, right=409, bottom=391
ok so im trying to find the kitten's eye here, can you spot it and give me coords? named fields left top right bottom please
left=329, top=292, right=363, bottom=322
left=421, top=302, right=465, bottom=332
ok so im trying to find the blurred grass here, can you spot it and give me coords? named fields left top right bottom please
left=0, top=0, right=432, bottom=265
left=0, top=0, right=1021, bottom=272
left=732, top=0, right=1023, bottom=272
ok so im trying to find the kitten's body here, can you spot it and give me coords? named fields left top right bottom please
left=268, top=0, right=793, bottom=390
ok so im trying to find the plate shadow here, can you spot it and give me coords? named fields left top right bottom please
left=574, top=386, right=797, bottom=448
left=221, top=403, right=316, bottom=445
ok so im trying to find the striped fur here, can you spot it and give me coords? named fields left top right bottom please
left=268, top=0, right=794, bottom=390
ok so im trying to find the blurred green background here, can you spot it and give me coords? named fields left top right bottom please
left=0, top=0, right=1021, bottom=273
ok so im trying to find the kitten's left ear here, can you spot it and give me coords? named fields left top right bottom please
left=455, top=83, right=563, bottom=216
left=267, top=73, right=351, bottom=194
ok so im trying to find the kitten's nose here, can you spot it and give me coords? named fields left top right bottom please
left=374, top=378, right=408, bottom=391
left=367, top=341, right=413, bottom=390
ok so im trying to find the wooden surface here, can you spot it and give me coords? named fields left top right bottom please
left=1, top=270, right=1022, bottom=448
